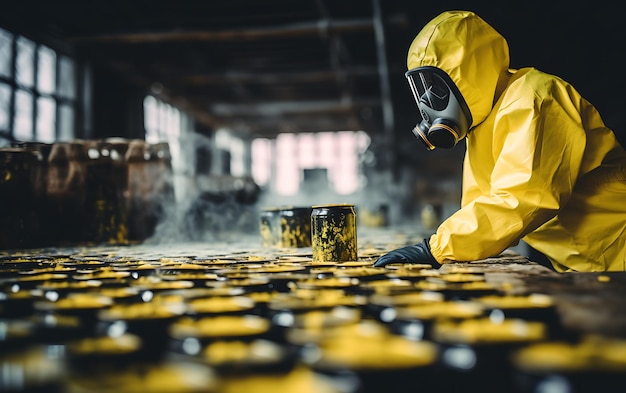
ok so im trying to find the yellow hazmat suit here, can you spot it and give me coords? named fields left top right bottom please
left=407, top=10, right=626, bottom=272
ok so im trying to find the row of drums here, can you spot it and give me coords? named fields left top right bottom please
left=0, top=139, right=175, bottom=249
left=260, top=204, right=359, bottom=263
left=1, top=242, right=626, bottom=392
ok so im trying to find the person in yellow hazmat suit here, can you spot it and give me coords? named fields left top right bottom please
left=374, top=10, right=626, bottom=272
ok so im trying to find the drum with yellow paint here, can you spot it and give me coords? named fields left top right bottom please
left=279, top=206, right=313, bottom=248
left=260, top=206, right=312, bottom=248
left=259, top=207, right=281, bottom=247
left=311, top=204, right=358, bottom=262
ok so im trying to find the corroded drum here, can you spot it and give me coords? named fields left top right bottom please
left=311, top=204, right=357, bottom=262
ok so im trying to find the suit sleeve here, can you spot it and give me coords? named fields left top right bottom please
left=429, top=83, right=588, bottom=263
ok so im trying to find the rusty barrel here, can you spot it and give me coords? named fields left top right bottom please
left=0, top=147, right=38, bottom=249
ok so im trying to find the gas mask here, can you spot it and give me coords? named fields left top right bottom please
left=405, top=66, right=472, bottom=150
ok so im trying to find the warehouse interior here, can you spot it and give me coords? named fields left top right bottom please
left=2, top=0, right=624, bottom=240
left=1, top=1, right=626, bottom=392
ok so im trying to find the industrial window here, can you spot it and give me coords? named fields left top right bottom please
left=143, top=95, right=185, bottom=174
left=143, top=95, right=182, bottom=145
left=215, top=129, right=246, bottom=177
left=252, top=131, right=370, bottom=196
left=0, top=27, right=78, bottom=145
left=252, top=137, right=273, bottom=186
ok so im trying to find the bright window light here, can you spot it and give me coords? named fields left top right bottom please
left=14, top=89, right=33, bottom=141
left=16, top=37, right=34, bottom=88
left=0, top=28, right=12, bottom=78
left=0, top=28, right=78, bottom=142
left=298, top=133, right=316, bottom=168
left=36, top=96, right=56, bottom=142
left=57, top=56, right=75, bottom=99
left=229, top=137, right=245, bottom=177
left=37, top=45, right=56, bottom=94
left=275, top=133, right=299, bottom=196
left=0, top=84, right=10, bottom=130
left=144, top=96, right=181, bottom=145
left=252, top=130, right=370, bottom=196
left=58, top=104, right=74, bottom=141
left=251, top=138, right=272, bottom=186
left=142, top=95, right=188, bottom=185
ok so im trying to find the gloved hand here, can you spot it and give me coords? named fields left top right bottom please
left=374, top=238, right=441, bottom=268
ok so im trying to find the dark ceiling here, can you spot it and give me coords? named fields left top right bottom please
left=1, top=0, right=624, bottom=144
left=1, top=0, right=419, bottom=138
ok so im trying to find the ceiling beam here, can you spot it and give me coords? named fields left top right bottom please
left=210, top=98, right=380, bottom=116
left=172, top=66, right=379, bottom=86
left=70, top=15, right=407, bottom=43
left=219, top=114, right=365, bottom=136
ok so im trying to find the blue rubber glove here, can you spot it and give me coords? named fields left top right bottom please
left=374, top=238, right=441, bottom=268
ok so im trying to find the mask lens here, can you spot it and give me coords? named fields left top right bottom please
left=406, top=70, right=450, bottom=111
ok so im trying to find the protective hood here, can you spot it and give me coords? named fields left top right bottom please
left=407, top=10, right=510, bottom=128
